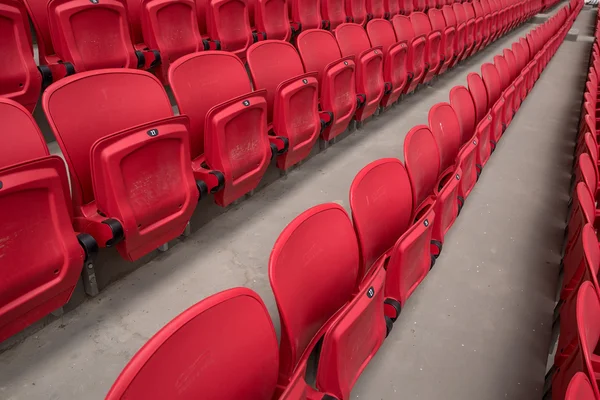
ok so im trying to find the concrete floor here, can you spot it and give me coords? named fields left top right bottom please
left=0, top=5, right=595, bottom=400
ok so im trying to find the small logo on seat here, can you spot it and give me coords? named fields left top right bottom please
left=367, top=287, right=375, bottom=298
left=302, top=79, right=308, bottom=84
left=147, top=129, right=159, bottom=137
left=374, top=50, right=379, bottom=54
left=90, top=0, right=99, bottom=3
left=456, top=174, right=460, bottom=180
left=0, top=181, right=3, bottom=190
left=344, top=61, right=349, bottom=66
left=424, top=219, right=429, bottom=227
left=243, top=100, right=250, bottom=106
left=473, top=140, right=477, bottom=145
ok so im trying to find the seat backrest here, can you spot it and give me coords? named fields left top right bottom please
left=205, top=0, right=253, bottom=57
left=345, top=0, right=367, bottom=25
left=576, top=281, right=600, bottom=395
left=565, top=372, right=597, bottom=400
left=410, top=12, right=433, bottom=37
left=493, top=55, right=511, bottom=91
left=42, top=69, right=174, bottom=206
left=519, top=37, right=531, bottom=61
left=0, top=99, right=49, bottom=169
left=335, top=22, right=373, bottom=56
left=168, top=51, right=253, bottom=159
left=428, top=102, right=461, bottom=172
left=139, top=0, right=205, bottom=66
left=427, top=8, right=447, bottom=32
left=480, top=0, right=491, bottom=15
left=392, top=15, right=416, bottom=42
left=404, top=125, right=441, bottom=209
left=366, top=18, right=399, bottom=56
left=349, top=158, right=413, bottom=274
left=467, top=72, right=488, bottom=122
left=106, top=288, right=279, bottom=400
left=252, top=0, right=291, bottom=40
left=577, top=183, right=596, bottom=231
left=291, top=0, right=323, bottom=29
left=47, top=0, right=139, bottom=71
left=321, top=0, right=348, bottom=29
left=366, top=0, right=385, bottom=19
left=481, top=63, right=502, bottom=106
left=441, top=5, right=457, bottom=27
left=472, top=0, right=484, bottom=19
left=452, top=3, right=466, bottom=25
left=21, top=0, right=55, bottom=62
left=463, top=2, right=475, bottom=20
left=449, top=86, right=476, bottom=145
left=578, top=153, right=598, bottom=195
left=269, top=203, right=359, bottom=380
left=503, top=49, right=518, bottom=81
left=297, top=29, right=344, bottom=85
left=246, top=40, right=306, bottom=123
left=0, top=0, right=42, bottom=112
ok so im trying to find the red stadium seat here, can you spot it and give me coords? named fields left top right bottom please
left=270, top=203, right=389, bottom=399
left=392, top=15, right=426, bottom=93
left=551, top=281, right=600, bottom=399
left=335, top=23, right=385, bottom=122
left=106, top=288, right=280, bottom=399
left=463, top=2, right=480, bottom=55
left=452, top=3, right=474, bottom=59
left=346, top=0, right=368, bottom=25
left=322, top=0, right=349, bottom=29
left=168, top=51, right=272, bottom=207
left=350, top=158, right=435, bottom=320
left=251, top=0, right=293, bottom=41
left=383, top=0, right=399, bottom=18
left=366, top=18, right=410, bottom=107
left=472, top=0, right=488, bottom=51
left=428, top=8, right=455, bottom=75
left=410, top=12, right=442, bottom=83
left=466, top=72, right=488, bottom=121
left=290, top=0, right=327, bottom=29
left=0, top=0, right=42, bottom=112
left=404, top=125, right=461, bottom=256
left=481, top=62, right=504, bottom=151
left=442, top=5, right=465, bottom=66
left=297, top=29, right=359, bottom=141
left=400, top=0, right=413, bottom=14
left=204, top=0, right=258, bottom=59
left=43, top=69, right=199, bottom=261
left=449, top=86, right=479, bottom=200
left=479, top=0, right=494, bottom=46
left=137, top=0, right=208, bottom=83
left=247, top=40, right=321, bottom=170
left=503, top=48, right=520, bottom=111
left=494, top=54, right=516, bottom=126
left=565, top=372, right=598, bottom=400
left=0, top=98, right=96, bottom=343
left=366, top=0, right=386, bottom=20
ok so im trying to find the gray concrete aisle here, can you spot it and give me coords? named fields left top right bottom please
left=0, top=5, right=593, bottom=400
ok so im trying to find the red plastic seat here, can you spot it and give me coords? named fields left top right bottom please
left=472, top=0, right=488, bottom=51
left=270, top=203, right=388, bottom=399
left=428, top=8, right=455, bottom=75
left=463, top=2, right=481, bottom=55
left=551, top=281, right=600, bottom=399
left=449, top=86, right=479, bottom=200
left=0, top=98, right=94, bottom=343
left=442, top=5, right=465, bottom=66
left=322, top=0, right=349, bottom=29
left=106, top=288, right=280, bottom=399
left=297, top=29, right=358, bottom=141
left=47, top=0, right=142, bottom=71
left=247, top=40, right=321, bottom=170
left=251, top=0, right=293, bottom=41
left=345, top=0, right=368, bottom=25
left=494, top=54, right=516, bottom=126
left=410, top=12, right=442, bottom=83
left=565, top=372, right=598, bottom=400
left=392, top=15, right=426, bottom=93
left=335, top=23, right=385, bottom=121
left=404, top=125, right=461, bottom=256
left=366, top=0, right=385, bottom=20
left=479, top=0, right=494, bottom=46
left=290, top=0, right=327, bottom=29
left=383, top=0, right=399, bottom=18
left=137, top=0, right=208, bottom=83
left=503, top=48, right=520, bottom=109
left=0, top=0, right=42, bottom=112
left=366, top=18, right=409, bottom=107
left=452, top=3, right=474, bottom=59
left=168, top=52, right=271, bottom=207
left=399, top=0, right=413, bottom=14
left=481, top=62, right=505, bottom=151
left=43, top=69, right=199, bottom=261
left=350, top=158, right=435, bottom=320
left=205, top=0, right=257, bottom=59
